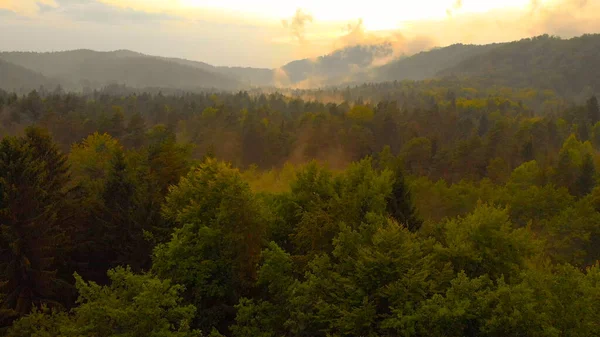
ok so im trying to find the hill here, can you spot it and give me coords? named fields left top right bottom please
left=0, top=50, right=242, bottom=91
left=161, top=56, right=274, bottom=87
left=2, top=34, right=600, bottom=95
left=373, top=43, right=500, bottom=82
left=339, top=34, right=600, bottom=98
left=0, top=59, right=58, bottom=93
left=278, top=44, right=395, bottom=87
left=438, top=34, right=600, bottom=96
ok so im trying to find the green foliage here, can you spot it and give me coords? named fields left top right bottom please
left=413, top=263, right=600, bottom=337
left=401, top=137, right=432, bottom=175
left=69, top=132, right=121, bottom=197
left=287, top=159, right=395, bottom=260
left=575, top=152, right=596, bottom=197
left=346, top=104, right=375, bottom=123
left=8, top=267, right=201, bottom=337
left=2, top=84, right=600, bottom=336
left=0, top=127, right=71, bottom=326
left=97, top=148, right=150, bottom=272
left=289, top=219, right=453, bottom=337
left=231, top=242, right=296, bottom=337
left=438, top=204, right=540, bottom=281
left=386, top=163, right=423, bottom=231
left=154, top=159, right=266, bottom=332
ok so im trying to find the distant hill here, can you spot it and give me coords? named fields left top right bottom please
left=2, top=34, right=600, bottom=95
left=0, top=59, right=57, bottom=93
left=278, top=44, right=394, bottom=86
left=270, top=42, right=505, bottom=87
left=339, top=34, right=600, bottom=97
left=0, top=50, right=242, bottom=91
left=373, top=43, right=500, bottom=82
left=161, top=56, right=274, bottom=87
left=438, top=34, right=600, bottom=96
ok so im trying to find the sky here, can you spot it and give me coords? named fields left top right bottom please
left=0, top=0, right=599, bottom=68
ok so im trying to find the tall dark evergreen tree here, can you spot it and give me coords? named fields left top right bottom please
left=109, top=107, right=126, bottom=138
left=587, top=95, right=600, bottom=125
left=578, top=119, right=590, bottom=142
left=521, top=138, right=534, bottom=162
left=103, top=149, right=152, bottom=272
left=477, top=112, right=490, bottom=137
left=123, top=112, right=147, bottom=149
left=386, top=163, right=423, bottom=231
left=576, top=153, right=596, bottom=197
left=0, top=127, right=71, bottom=328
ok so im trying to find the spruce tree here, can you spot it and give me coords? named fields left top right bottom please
left=587, top=96, right=599, bottom=125
left=576, top=153, right=596, bottom=197
left=386, top=163, right=423, bottom=232
left=0, top=127, right=70, bottom=327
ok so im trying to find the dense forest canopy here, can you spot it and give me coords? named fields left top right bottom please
left=1, top=77, right=600, bottom=335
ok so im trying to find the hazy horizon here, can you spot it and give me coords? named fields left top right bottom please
left=1, top=0, right=599, bottom=68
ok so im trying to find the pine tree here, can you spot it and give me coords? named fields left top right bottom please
left=578, top=119, right=590, bottom=142
left=0, top=127, right=71, bottom=327
left=93, top=149, right=148, bottom=276
left=109, top=106, right=126, bottom=138
left=587, top=96, right=600, bottom=125
left=521, top=139, right=534, bottom=162
left=123, top=112, right=146, bottom=149
left=386, top=163, right=423, bottom=232
left=575, top=153, right=596, bottom=197
left=103, top=149, right=140, bottom=262
left=478, top=113, right=490, bottom=137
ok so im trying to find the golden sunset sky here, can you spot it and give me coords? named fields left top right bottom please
left=0, top=0, right=598, bottom=67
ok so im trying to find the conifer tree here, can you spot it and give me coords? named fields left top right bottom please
left=386, top=162, right=423, bottom=232
left=575, top=152, right=596, bottom=197
left=100, top=149, right=148, bottom=272
left=587, top=95, right=599, bottom=125
left=0, top=127, right=70, bottom=327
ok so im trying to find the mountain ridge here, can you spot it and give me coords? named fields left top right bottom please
left=2, top=34, right=600, bottom=96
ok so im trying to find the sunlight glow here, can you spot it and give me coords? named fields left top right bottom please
left=180, top=0, right=532, bottom=30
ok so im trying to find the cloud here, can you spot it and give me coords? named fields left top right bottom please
left=272, top=0, right=599, bottom=71
left=446, top=0, right=463, bottom=17
left=282, top=8, right=313, bottom=44
left=0, top=0, right=57, bottom=15
left=42, top=0, right=178, bottom=24
left=332, top=19, right=434, bottom=61
left=397, top=0, right=600, bottom=48
left=66, top=3, right=176, bottom=23
left=524, top=0, right=597, bottom=36
left=336, top=18, right=368, bottom=47
left=0, top=0, right=177, bottom=23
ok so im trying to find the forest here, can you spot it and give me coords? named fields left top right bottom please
left=0, top=80, right=599, bottom=336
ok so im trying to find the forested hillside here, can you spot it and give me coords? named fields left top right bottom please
left=373, top=43, right=499, bottom=82
left=439, top=34, right=600, bottom=97
left=1, top=85, right=600, bottom=336
left=154, top=56, right=275, bottom=87
left=279, top=44, right=395, bottom=86
left=2, top=34, right=600, bottom=97
left=0, top=59, right=58, bottom=93
left=0, top=50, right=242, bottom=91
